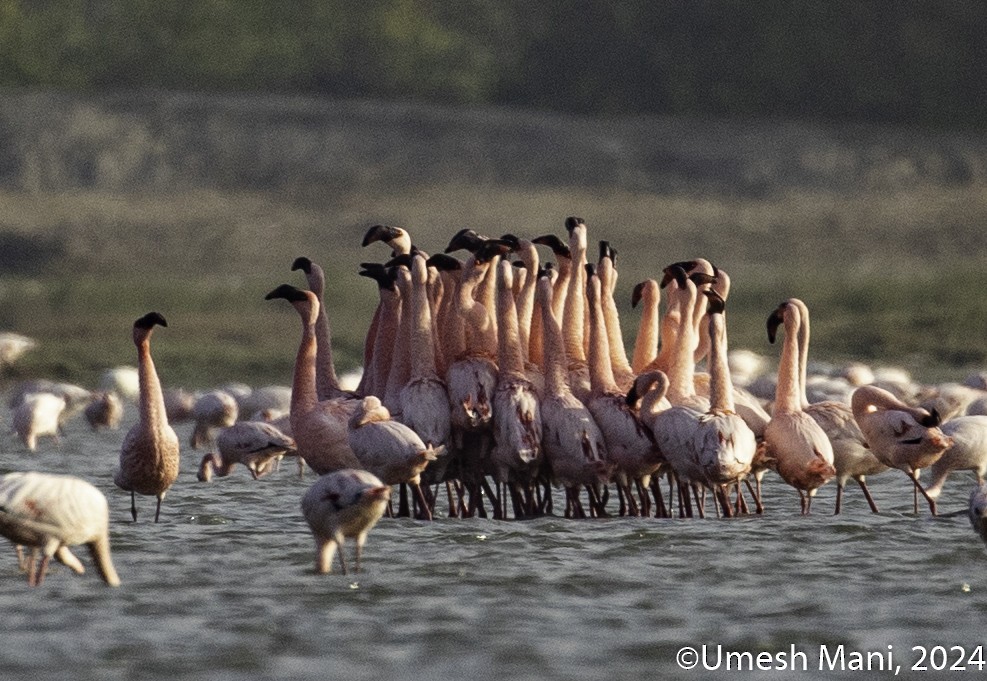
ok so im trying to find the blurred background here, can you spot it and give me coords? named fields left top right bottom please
left=1, top=0, right=986, bottom=389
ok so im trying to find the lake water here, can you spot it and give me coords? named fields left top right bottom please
left=1, top=407, right=984, bottom=681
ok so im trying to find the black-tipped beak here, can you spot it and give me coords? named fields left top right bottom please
left=291, top=256, right=313, bottom=273
left=766, top=306, right=785, bottom=344
left=134, top=312, right=167, bottom=329
left=265, top=284, right=309, bottom=303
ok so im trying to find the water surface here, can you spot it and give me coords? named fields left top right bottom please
left=1, top=411, right=983, bottom=681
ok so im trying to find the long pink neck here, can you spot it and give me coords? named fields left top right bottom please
left=291, top=303, right=319, bottom=414
left=383, top=270, right=412, bottom=410
left=666, top=281, right=699, bottom=403
left=515, top=241, right=538, bottom=364
left=308, top=264, right=341, bottom=399
left=774, top=305, right=803, bottom=413
left=496, top=261, right=525, bottom=378
left=137, top=338, right=168, bottom=431
left=599, top=258, right=632, bottom=378
left=363, top=289, right=399, bottom=397
left=409, top=257, right=438, bottom=380
left=631, top=280, right=660, bottom=373
left=563, top=228, right=587, bottom=362
left=538, top=278, right=568, bottom=396
left=707, top=312, right=735, bottom=412
left=587, top=274, right=618, bottom=395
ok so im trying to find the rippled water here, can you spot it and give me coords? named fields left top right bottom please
left=2, top=411, right=985, bottom=681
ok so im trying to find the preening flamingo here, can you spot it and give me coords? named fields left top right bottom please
left=851, top=384, right=953, bottom=514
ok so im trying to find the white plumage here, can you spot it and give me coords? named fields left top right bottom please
left=0, top=472, right=120, bottom=587
left=301, top=469, right=391, bottom=574
left=12, top=392, right=66, bottom=452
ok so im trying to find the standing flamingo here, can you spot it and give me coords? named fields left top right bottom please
left=265, top=285, right=361, bottom=474
left=0, top=472, right=120, bottom=586
left=114, top=312, right=180, bottom=523
left=763, top=300, right=835, bottom=514
left=301, top=469, right=391, bottom=574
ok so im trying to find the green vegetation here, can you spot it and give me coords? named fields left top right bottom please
left=0, top=1, right=984, bottom=129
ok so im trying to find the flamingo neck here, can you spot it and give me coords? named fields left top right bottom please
left=631, top=281, right=660, bottom=373
left=137, top=340, right=168, bottom=432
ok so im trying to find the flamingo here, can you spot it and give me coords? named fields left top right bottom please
left=114, top=312, right=180, bottom=523
left=265, top=284, right=361, bottom=474
left=585, top=265, right=664, bottom=517
left=490, top=259, right=543, bottom=518
left=189, top=390, right=239, bottom=449
left=0, top=472, right=120, bottom=587
left=851, top=384, right=954, bottom=514
left=347, top=395, right=441, bottom=519
left=689, top=291, right=756, bottom=515
left=923, top=415, right=987, bottom=506
left=197, top=420, right=297, bottom=482
left=763, top=299, right=836, bottom=514
left=291, top=256, right=350, bottom=401
left=535, top=269, right=611, bottom=518
left=84, top=391, right=124, bottom=431
left=788, top=299, right=888, bottom=514
left=301, top=469, right=391, bottom=574
left=12, top=392, right=66, bottom=451
left=969, top=482, right=987, bottom=547
left=398, top=253, right=451, bottom=450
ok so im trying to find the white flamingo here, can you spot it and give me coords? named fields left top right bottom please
left=0, top=472, right=120, bottom=587
left=12, top=392, right=66, bottom=451
left=969, top=482, right=987, bottom=547
left=114, top=312, right=180, bottom=523
left=490, top=259, right=543, bottom=518
left=190, top=390, right=239, bottom=449
left=923, top=415, right=987, bottom=506
left=84, top=391, right=124, bottom=431
left=301, top=469, right=391, bottom=574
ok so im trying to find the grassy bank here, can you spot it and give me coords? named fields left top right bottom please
left=2, top=179, right=986, bottom=391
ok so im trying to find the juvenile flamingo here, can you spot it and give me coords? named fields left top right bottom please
left=0, top=472, right=120, bottom=586
left=301, top=469, right=391, bottom=574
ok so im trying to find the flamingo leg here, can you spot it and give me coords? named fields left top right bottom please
left=834, top=483, right=844, bottom=515
left=131, top=491, right=138, bottom=522
left=907, top=471, right=937, bottom=515
left=857, top=478, right=880, bottom=513
left=154, top=495, right=163, bottom=523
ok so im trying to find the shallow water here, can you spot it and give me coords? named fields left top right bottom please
left=2, top=411, right=985, bottom=681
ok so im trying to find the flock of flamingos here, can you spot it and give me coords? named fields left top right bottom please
left=3, top=217, right=987, bottom=588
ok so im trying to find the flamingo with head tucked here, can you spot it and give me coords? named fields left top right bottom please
left=851, top=384, right=953, bottom=515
